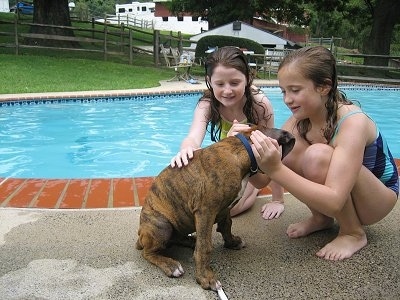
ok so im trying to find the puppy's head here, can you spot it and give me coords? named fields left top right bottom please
left=244, top=124, right=295, bottom=159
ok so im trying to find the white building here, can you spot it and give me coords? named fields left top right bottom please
left=115, top=2, right=155, bottom=17
left=190, top=21, right=296, bottom=49
left=100, top=1, right=208, bottom=35
left=0, top=0, right=9, bottom=12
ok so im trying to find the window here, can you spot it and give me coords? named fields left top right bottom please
left=118, top=8, right=125, bottom=13
left=162, top=17, right=168, bottom=22
left=192, top=16, right=199, bottom=21
left=177, top=16, right=183, bottom=21
left=233, top=21, right=241, bottom=31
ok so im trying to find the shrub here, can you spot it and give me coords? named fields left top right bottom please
left=195, top=35, right=265, bottom=61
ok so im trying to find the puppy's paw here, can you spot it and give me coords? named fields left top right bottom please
left=143, top=253, right=185, bottom=278
left=196, top=273, right=218, bottom=290
left=168, top=262, right=185, bottom=278
left=224, top=235, right=245, bottom=250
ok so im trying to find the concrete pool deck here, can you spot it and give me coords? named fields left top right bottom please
left=1, top=79, right=399, bottom=299
left=1, top=195, right=399, bottom=299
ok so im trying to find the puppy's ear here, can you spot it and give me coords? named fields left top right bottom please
left=240, top=123, right=258, bottom=138
left=250, top=123, right=270, bottom=133
left=248, top=123, right=259, bottom=132
left=280, top=133, right=295, bottom=159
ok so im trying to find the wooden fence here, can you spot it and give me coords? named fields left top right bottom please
left=2, top=16, right=398, bottom=83
left=101, top=14, right=154, bottom=30
left=0, top=15, right=190, bottom=66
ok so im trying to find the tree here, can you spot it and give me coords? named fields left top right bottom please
left=31, top=0, right=77, bottom=47
left=310, top=0, right=400, bottom=65
left=86, top=0, right=115, bottom=17
left=28, top=0, right=116, bottom=47
left=363, top=0, right=400, bottom=65
left=169, top=0, right=279, bottom=29
left=170, top=0, right=399, bottom=63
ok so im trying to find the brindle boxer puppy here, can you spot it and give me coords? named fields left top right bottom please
left=136, top=127, right=295, bottom=290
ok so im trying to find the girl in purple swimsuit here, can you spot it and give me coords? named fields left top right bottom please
left=250, top=46, right=399, bottom=261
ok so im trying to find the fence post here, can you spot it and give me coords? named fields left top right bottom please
left=120, top=23, right=124, bottom=53
left=154, top=30, right=160, bottom=66
left=178, top=31, right=182, bottom=54
left=129, top=28, right=133, bottom=65
left=14, top=12, right=19, bottom=55
left=91, top=17, right=95, bottom=40
left=103, top=16, right=108, bottom=61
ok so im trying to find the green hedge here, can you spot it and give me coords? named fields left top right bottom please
left=195, top=35, right=265, bottom=61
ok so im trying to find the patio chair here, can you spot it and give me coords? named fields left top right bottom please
left=160, top=44, right=194, bottom=81
left=256, top=55, right=280, bottom=79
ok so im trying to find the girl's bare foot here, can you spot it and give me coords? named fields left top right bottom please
left=316, top=232, right=367, bottom=261
left=286, top=216, right=333, bottom=238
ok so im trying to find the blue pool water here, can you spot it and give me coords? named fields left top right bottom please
left=0, top=86, right=399, bottom=179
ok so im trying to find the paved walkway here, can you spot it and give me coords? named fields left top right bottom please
left=0, top=79, right=279, bottom=102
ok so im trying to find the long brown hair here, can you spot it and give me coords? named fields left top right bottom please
left=203, top=46, right=270, bottom=141
left=278, top=46, right=353, bottom=144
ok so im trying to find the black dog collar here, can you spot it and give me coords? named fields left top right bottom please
left=236, top=133, right=258, bottom=176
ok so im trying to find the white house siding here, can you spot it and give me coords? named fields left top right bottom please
left=190, top=22, right=290, bottom=49
left=0, top=0, right=10, bottom=12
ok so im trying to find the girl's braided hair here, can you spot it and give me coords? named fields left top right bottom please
left=278, top=46, right=353, bottom=144
left=202, top=46, right=270, bottom=142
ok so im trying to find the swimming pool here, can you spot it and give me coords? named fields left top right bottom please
left=0, top=86, right=399, bottom=179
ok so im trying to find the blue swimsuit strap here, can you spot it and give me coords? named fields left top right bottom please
left=330, top=110, right=365, bottom=144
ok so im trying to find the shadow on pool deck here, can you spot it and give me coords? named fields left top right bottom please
left=1, top=195, right=399, bottom=299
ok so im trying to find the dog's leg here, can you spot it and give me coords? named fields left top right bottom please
left=217, top=213, right=245, bottom=250
left=193, top=212, right=219, bottom=290
left=136, top=208, right=185, bottom=277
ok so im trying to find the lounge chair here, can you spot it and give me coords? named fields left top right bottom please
left=160, top=44, right=194, bottom=81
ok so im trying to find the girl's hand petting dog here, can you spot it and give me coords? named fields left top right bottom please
left=170, top=146, right=197, bottom=168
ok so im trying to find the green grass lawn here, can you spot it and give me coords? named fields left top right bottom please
left=0, top=12, right=201, bottom=94
left=0, top=52, right=208, bottom=94
left=0, top=53, right=207, bottom=94
left=0, top=54, right=163, bottom=93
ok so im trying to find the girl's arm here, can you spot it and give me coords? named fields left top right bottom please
left=250, top=114, right=369, bottom=217
left=254, top=91, right=275, bottom=129
left=251, top=90, right=286, bottom=218
left=170, top=100, right=210, bottom=167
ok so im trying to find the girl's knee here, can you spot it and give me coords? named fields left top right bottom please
left=302, top=144, right=333, bottom=182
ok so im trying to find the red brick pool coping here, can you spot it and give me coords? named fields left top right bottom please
left=0, top=177, right=274, bottom=209
left=1, top=159, right=398, bottom=209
